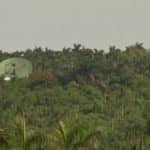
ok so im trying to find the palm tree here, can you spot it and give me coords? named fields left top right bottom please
left=10, top=114, right=50, bottom=150
left=54, top=120, right=102, bottom=150
left=0, top=128, right=9, bottom=150
left=25, top=132, right=50, bottom=150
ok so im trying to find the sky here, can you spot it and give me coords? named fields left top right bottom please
left=0, top=0, right=150, bottom=52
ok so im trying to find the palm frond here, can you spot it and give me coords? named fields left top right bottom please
left=0, top=129, right=10, bottom=150
left=57, top=121, right=67, bottom=147
left=73, top=130, right=102, bottom=150
left=25, top=131, right=49, bottom=150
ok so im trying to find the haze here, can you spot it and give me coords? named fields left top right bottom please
left=0, top=0, right=150, bottom=52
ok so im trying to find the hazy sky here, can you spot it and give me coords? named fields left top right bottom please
left=0, top=0, right=150, bottom=52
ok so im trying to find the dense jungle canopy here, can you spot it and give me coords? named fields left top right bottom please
left=0, top=43, right=150, bottom=149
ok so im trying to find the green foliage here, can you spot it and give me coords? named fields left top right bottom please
left=0, top=44, right=150, bottom=149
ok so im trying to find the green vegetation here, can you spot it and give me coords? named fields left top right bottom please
left=0, top=43, right=150, bottom=149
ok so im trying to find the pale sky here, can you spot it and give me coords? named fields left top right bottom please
left=0, top=0, right=150, bottom=52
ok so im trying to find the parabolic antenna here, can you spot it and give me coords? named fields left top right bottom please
left=0, top=57, right=32, bottom=78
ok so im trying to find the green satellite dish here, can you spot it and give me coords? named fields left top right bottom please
left=0, top=57, right=32, bottom=79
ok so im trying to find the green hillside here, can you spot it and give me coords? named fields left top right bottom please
left=0, top=43, right=149, bottom=149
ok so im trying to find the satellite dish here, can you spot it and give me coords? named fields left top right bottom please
left=0, top=57, right=32, bottom=78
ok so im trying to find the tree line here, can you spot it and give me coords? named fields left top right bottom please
left=0, top=43, right=150, bottom=149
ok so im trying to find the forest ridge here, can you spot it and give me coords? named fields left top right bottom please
left=0, top=43, right=150, bottom=149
